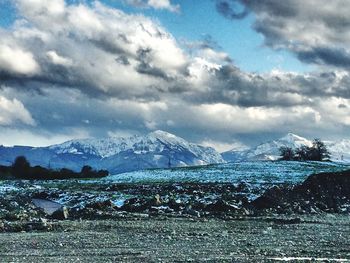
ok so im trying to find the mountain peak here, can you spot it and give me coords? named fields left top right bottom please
left=279, top=133, right=310, bottom=143
left=281, top=132, right=302, bottom=139
left=147, top=130, right=188, bottom=146
left=148, top=130, right=177, bottom=139
left=222, top=132, right=313, bottom=162
left=275, top=133, right=312, bottom=150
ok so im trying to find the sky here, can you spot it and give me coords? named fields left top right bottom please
left=0, top=0, right=350, bottom=152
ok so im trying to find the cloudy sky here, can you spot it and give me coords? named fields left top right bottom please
left=0, top=0, right=350, bottom=151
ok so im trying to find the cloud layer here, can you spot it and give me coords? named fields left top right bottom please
left=217, top=0, right=350, bottom=70
left=1, top=0, right=350, bottom=149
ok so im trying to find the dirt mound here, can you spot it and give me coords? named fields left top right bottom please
left=252, top=170, right=350, bottom=213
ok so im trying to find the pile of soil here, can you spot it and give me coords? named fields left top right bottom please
left=252, top=170, right=350, bottom=214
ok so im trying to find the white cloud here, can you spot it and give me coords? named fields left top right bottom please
left=16, top=0, right=66, bottom=17
left=200, top=139, right=249, bottom=153
left=46, top=50, right=73, bottom=66
left=7, top=1, right=187, bottom=96
left=0, top=96, right=35, bottom=126
left=160, top=103, right=323, bottom=136
left=67, top=4, right=104, bottom=36
left=15, top=0, right=66, bottom=32
left=0, top=127, right=89, bottom=147
left=125, top=0, right=180, bottom=12
left=0, top=44, right=40, bottom=75
left=148, top=0, right=180, bottom=12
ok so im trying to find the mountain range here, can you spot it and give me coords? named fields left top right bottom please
left=0, top=130, right=223, bottom=174
left=1, top=131, right=350, bottom=175
left=222, top=133, right=350, bottom=163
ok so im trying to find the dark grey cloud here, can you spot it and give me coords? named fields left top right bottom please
left=136, top=62, right=170, bottom=80
left=184, top=64, right=350, bottom=108
left=185, top=34, right=224, bottom=53
left=216, top=0, right=249, bottom=20
left=242, top=0, right=297, bottom=17
left=90, top=34, right=130, bottom=55
left=297, top=47, right=350, bottom=69
left=217, top=0, right=350, bottom=70
left=2, top=0, right=350, bottom=149
left=115, top=55, right=130, bottom=66
left=135, top=48, right=171, bottom=80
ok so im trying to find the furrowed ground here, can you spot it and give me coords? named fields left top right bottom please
left=0, top=215, right=350, bottom=262
left=1, top=162, right=350, bottom=262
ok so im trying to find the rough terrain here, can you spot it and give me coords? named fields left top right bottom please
left=1, top=215, right=350, bottom=262
left=1, top=167, right=350, bottom=262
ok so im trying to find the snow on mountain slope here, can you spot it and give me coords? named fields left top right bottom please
left=49, top=130, right=223, bottom=163
left=222, top=133, right=350, bottom=163
left=0, top=130, right=224, bottom=174
left=49, top=135, right=141, bottom=158
left=326, top=139, right=350, bottom=162
left=222, top=133, right=313, bottom=162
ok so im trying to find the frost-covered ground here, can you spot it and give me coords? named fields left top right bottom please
left=0, top=161, right=348, bottom=219
left=1, top=161, right=349, bottom=262
left=106, top=161, right=350, bottom=185
left=1, top=161, right=347, bottom=195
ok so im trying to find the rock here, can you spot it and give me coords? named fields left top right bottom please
left=51, top=206, right=69, bottom=220
left=122, top=198, right=149, bottom=213
left=32, top=199, right=64, bottom=215
left=252, top=186, right=287, bottom=210
left=205, top=200, right=239, bottom=213
left=186, top=208, right=200, bottom=217
left=86, top=199, right=115, bottom=210
left=40, top=218, right=48, bottom=226
left=154, top=194, right=162, bottom=206
left=241, top=208, right=251, bottom=216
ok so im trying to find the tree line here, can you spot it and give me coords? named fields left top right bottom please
left=0, top=156, right=109, bottom=180
left=279, top=138, right=331, bottom=161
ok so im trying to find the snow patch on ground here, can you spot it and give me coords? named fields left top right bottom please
left=105, top=161, right=350, bottom=186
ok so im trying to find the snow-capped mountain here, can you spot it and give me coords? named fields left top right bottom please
left=222, top=133, right=312, bottom=162
left=326, top=139, right=350, bottom=162
left=0, top=130, right=224, bottom=174
left=222, top=133, right=350, bottom=162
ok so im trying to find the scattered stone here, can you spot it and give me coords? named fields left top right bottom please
left=32, top=198, right=64, bottom=215
left=86, top=199, right=115, bottom=210
left=0, top=170, right=350, bottom=224
left=51, top=206, right=69, bottom=220
left=268, top=217, right=302, bottom=224
left=154, top=194, right=162, bottom=206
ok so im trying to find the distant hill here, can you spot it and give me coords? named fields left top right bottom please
left=0, top=130, right=224, bottom=174
left=222, top=133, right=350, bottom=163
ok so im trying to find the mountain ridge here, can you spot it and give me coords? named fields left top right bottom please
left=0, top=130, right=224, bottom=174
left=222, top=133, right=350, bottom=162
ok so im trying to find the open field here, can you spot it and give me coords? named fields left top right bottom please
left=1, top=161, right=350, bottom=262
left=0, top=216, right=350, bottom=262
